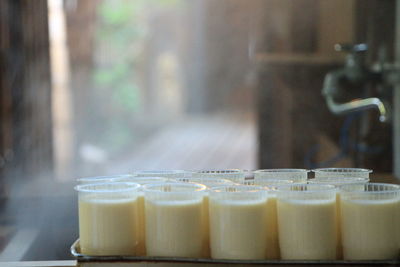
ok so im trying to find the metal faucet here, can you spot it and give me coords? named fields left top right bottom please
left=322, top=43, right=388, bottom=122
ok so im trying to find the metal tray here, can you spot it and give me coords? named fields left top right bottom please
left=71, top=239, right=400, bottom=266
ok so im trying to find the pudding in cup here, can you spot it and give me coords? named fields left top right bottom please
left=339, top=183, right=400, bottom=260
left=276, top=184, right=338, bottom=260
left=209, top=185, right=268, bottom=260
left=308, top=177, right=369, bottom=259
left=144, top=182, right=207, bottom=258
left=76, top=182, right=141, bottom=256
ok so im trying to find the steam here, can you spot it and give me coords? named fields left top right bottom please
left=1, top=0, right=258, bottom=261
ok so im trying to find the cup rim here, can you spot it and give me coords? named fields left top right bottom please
left=211, top=184, right=265, bottom=193
left=143, top=182, right=206, bottom=193
left=254, top=169, right=309, bottom=173
left=313, top=168, right=372, bottom=173
left=276, top=183, right=336, bottom=193
left=193, top=169, right=245, bottom=174
left=76, top=174, right=134, bottom=183
left=252, top=178, right=294, bottom=182
left=308, top=177, right=369, bottom=185
left=132, top=170, right=187, bottom=175
left=339, top=182, right=400, bottom=194
left=244, top=178, right=294, bottom=186
left=75, top=182, right=140, bottom=193
left=128, top=177, right=170, bottom=185
left=177, top=177, right=233, bottom=183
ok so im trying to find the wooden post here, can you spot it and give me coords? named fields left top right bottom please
left=0, top=0, right=53, bottom=186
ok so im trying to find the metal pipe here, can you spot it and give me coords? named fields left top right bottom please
left=326, top=96, right=387, bottom=122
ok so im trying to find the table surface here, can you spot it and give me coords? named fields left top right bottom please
left=0, top=261, right=76, bottom=267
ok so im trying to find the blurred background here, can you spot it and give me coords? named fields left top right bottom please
left=0, top=0, right=399, bottom=261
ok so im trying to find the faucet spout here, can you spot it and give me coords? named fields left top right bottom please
left=326, top=95, right=387, bottom=122
left=322, top=67, right=388, bottom=123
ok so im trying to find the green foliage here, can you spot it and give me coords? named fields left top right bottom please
left=90, top=0, right=182, bottom=153
left=112, top=83, right=140, bottom=111
left=99, top=0, right=138, bottom=25
left=93, top=63, right=129, bottom=87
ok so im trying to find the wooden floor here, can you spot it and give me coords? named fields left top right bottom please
left=109, top=111, right=257, bottom=173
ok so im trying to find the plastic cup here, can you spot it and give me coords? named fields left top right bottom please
left=253, top=169, right=309, bottom=182
left=209, top=185, right=268, bottom=260
left=191, top=169, right=246, bottom=183
left=77, top=174, right=134, bottom=184
left=339, top=183, right=400, bottom=260
left=308, top=177, right=369, bottom=259
left=276, top=184, right=337, bottom=260
left=313, top=168, right=372, bottom=178
left=132, top=170, right=189, bottom=179
left=75, top=182, right=141, bottom=256
left=144, top=182, right=207, bottom=258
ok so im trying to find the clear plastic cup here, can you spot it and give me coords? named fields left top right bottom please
left=75, top=182, right=141, bottom=256
left=132, top=170, right=189, bottom=179
left=308, top=177, right=369, bottom=259
left=209, top=185, right=268, bottom=260
left=276, top=184, right=337, bottom=260
left=339, top=183, right=400, bottom=260
left=253, top=169, right=309, bottom=182
left=144, top=182, right=207, bottom=258
left=77, top=174, right=134, bottom=184
left=313, top=168, right=372, bottom=178
left=191, top=169, right=246, bottom=183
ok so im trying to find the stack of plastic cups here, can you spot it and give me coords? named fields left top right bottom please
left=143, top=182, right=207, bottom=258
left=276, top=184, right=338, bottom=260
left=75, top=182, right=141, bottom=256
left=339, top=183, right=400, bottom=260
left=209, top=185, right=268, bottom=260
left=308, top=177, right=369, bottom=259
left=253, top=169, right=309, bottom=183
left=191, top=169, right=246, bottom=184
